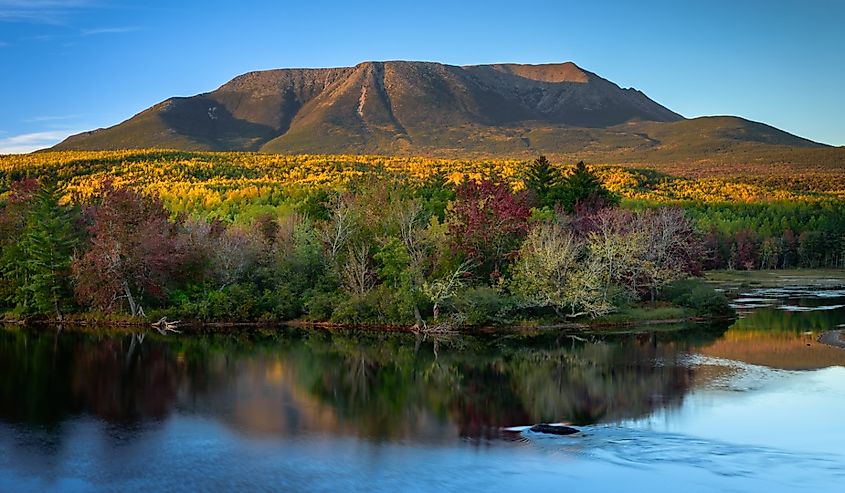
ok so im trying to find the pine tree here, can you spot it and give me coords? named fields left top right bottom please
left=524, top=155, right=562, bottom=208
left=0, top=180, right=37, bottom=313
left=12, top=184, right=78, bottom=319
left=560, top=161, right=619, bottom=213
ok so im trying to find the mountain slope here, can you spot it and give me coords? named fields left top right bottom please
left=52, top=60, right=838, bottom=166
left=54, top=61, right=680, bottom=151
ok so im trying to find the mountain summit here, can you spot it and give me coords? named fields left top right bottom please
left=53, top=60, right=830, bottom=161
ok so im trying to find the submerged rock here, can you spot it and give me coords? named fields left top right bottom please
left=818, top=329, right=845, bottom=349
left=529, top=424, right=580, bottom=435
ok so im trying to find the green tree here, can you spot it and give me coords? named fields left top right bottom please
left=560, top=161, right=619, bottom=213
left=510, top=221, right=611, bottom=318
left=0, top=179, right=37, bottom=312
left=524, top=155, right=563, bottom=209
left=4, top=183, right=78, bottom=319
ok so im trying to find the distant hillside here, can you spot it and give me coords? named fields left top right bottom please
left=52, top=60, right=842, bottom=168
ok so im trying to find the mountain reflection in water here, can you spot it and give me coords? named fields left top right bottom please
left=3, top=289, right=845, bottom=492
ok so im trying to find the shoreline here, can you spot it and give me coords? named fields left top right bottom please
left=0, top=314, right=727, bottom=335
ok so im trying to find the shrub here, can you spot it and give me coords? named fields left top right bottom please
left=303, top=290, right=343, bottom=321
left=453, top=286, right=513, bottom=325
left=661, top=278, right=734, bottom=317
left=202, top=284, right=261, bottom=321
left=330, top=293, right=381, bottom=325
left=330, top=285, right=425, bottom=325
left=260, top=285, right=301, bottom=321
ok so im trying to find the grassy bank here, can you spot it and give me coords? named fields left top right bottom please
left=705, top=269, right=845, bottom=293
left=590, top=303, right=693, bottom=325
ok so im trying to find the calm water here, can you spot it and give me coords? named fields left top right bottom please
left=2, top=287, right=845, bottom=492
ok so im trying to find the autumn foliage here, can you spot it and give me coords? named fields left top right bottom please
left=448, top=180, right=530, bottom=279
left=1, top=150, right=843, bottom=324
left=72, top=183, right=189, bottom=316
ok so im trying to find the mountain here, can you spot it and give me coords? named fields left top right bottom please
left=52, top=60, right=839, bottom=165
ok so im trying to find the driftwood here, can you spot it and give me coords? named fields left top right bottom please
left=411, top=313, right=465, bottom=335
left=151, top=317, right=182, bottom=335
left=411, top=314, right=465, bottom=358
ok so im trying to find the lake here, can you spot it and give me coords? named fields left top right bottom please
left=2, top=284, right=845, bottom=492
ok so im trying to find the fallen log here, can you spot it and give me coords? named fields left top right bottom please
left=151, top=317, right=182, bottom=335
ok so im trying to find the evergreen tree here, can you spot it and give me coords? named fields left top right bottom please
left=0, top=180, right=37, bottom=312
left=560, top=161, right=619, bottom=213
left=2, top=183, right=78, bottom=319
left=524, top=155, right=563, bottom=208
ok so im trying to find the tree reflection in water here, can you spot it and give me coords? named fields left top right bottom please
left=701, top=304, right=845, bottom=370
left=0, top=323, right=730, bottom=441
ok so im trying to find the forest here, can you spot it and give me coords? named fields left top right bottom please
left=1, top=150, right=843, bottom=325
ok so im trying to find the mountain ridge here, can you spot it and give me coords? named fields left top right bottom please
left=52, top=60, right=840, bottom=167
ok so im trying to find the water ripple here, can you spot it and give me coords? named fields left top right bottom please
left=521, top=424, right=845, bottom=484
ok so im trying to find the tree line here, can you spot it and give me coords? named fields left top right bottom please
left=1, top=158, right=730, bottom=324
left=3, top=150, right=842, bottom=224
left=689, top=202, right=845, bottom=270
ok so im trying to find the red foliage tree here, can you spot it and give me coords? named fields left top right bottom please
left=72, top=183, right=187, bottom=317
left=730, top=229, right=760, bottom=270
left=447, top=180, right=530, bottom=280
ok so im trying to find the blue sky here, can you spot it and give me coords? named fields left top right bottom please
left=1, top=0, right=843, bottom=153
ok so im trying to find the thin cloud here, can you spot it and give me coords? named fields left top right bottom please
left=25, top=33, right=58, bottom=42
left=0, top=130, right=77, bottom=154
left=0, top=0, right=97, bottom=24
left=24, top=114, right=85, bottom=123
left=81, top=26, right=139, bottom=35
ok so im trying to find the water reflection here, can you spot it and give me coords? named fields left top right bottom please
left=0, top=324, right=729, bottom=441
left=4, top=289, right=845, bottom=492
left=702, top=292, right=845, bottom=370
